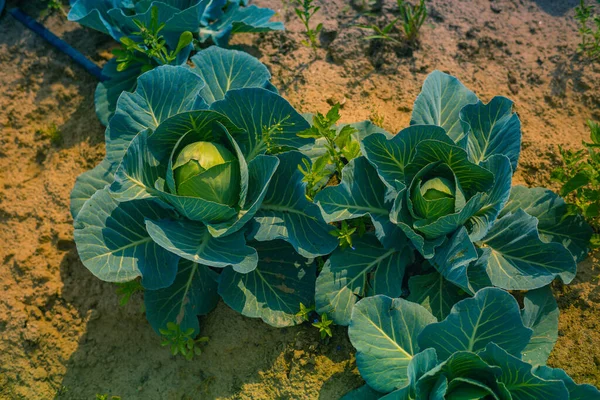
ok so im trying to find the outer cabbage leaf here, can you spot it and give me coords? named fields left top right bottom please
left=110, top=129, right=166, bottom=202
left=315, top=235, right=413, bottom=326
left=410, top=70, right=478, bottom=143
left=382, top=348, right=439, bottom=400
left=145, top=258, right=219, bottom=335
left=190, top=47, right=273, bottom=105
left=429, top=226, right=478, bottom=294
left=70, top=158, right=116, bottom=219
left=95, top=58, right=141, bottom=126
left=500, top=185, right=593, bottom=263
left=467, top=154, right=512, bottom=241
left=418, top=287, right=533, bottom=360
left=106, top=1, right=209, bottom=38
left=349, top=295, right=437, bottom=393
left=414, top=351, right=504, bottom=399
left=407, top=272, right=468, bottom=321
left=106, top=65, right=207, bottom=164
left=314, top=156, right=404, bottom=250
left=211, top=88, right=312, bottom=160
left=534, top=366, right=600, bottom=399
left=477, top=209, right=577, bottom=290
left=73, top=187, right=179, bottom=289
left=199, top=3, right=283, bottom=46
left=218, top=240, right=316, bottom=327
left=249, top=151, right=337, bottom=258
left=341, top=385, right=383, bottom=400
left=480, top=343, right=569, bottom=400
left=520, top=286, right=559, bottom=366
left=460, top=96, right=522, bottom=171
left=68, top=0, right=121, bottom=38
left=144, top=218, right=258, bottom=273
left=361, top=125, right=453, bottom=189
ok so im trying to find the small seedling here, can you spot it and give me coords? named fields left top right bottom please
left=160, top=322, right=209, bottom=360
left=37, top=123, right=62, bottom=146
left=312, top=313, right=334, bottom=339
left=296, top=302, right=315, bottom=321
left=574, top=0, right=600, bottom=60
left=41, top=0, right=67, bottom=18
left=297, top=103, right=360, bottom=199
left=293, top=0, right=322, bottom=48
left=358, top=18, right=401, bottom=44
left=369, top=107, right=385, bottom=127
left=95, top=395, right=121, bottom=400
left=113, top=6, right=193, bottom=72
left=358, top=0, right=427, bottom=45
left=115, top=279, right=144, bottom=306
left=56, top=386, right=69, bottom=396
left=397, top=0, right=428, bottom=42
left=331, top=219, right=367, bottom=249
left=551, top=119, right=600, bottom=247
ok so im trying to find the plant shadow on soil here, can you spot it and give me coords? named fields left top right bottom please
left=55, top=250, right=361, bottom=399
left=532, top=0, right=580, bottom=17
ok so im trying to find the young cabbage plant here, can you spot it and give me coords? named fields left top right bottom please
left=68, top=0, right=284, bottom=125
left=552, top=119, right=600, bottom=247
left=313, top=70, right=592, bottom=326
left=70, top=47, right=340, bottom=338
left=342, top=288, right=600, bottom=399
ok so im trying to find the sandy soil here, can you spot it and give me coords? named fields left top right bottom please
left=1, top=0, right=599, bottom=399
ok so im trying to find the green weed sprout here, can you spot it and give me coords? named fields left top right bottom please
left=358, top=0, right=427, bottom=45
left=397, top=0, right=427, bottom=42
left=42, top=0, right=67, bottom=18
left=160, top=322, right=209, bottom=360
left=37, top=123, right=62, bottom=146
left=312, top=313, right=334, bottom=339
left=115, top=280, right=144, bottom=306
left=95, top=395, right=121, bottom=400
left=296, top=302, right=315, bottom=322
left=552, top=119, right=600, bottom=247
left=293, top=0, right=322, bottom=48
left=113, top=6, right=193, bottom=73
left=331, top=219, right=367, bottom=250
left=574, top=0, right=600, bottom=60
left=297, top=103, right=360, bottom=200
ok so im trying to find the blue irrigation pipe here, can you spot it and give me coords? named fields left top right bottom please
left=8, top=7, right=105, bottom=81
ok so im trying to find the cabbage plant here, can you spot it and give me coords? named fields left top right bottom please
left=71, top=47, right=340, bottom=335
left=342, top=288, right=600, bottom=399
left=68, top=0, right=283, bottom=124
left=313, top=71, right=592, bottom=326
